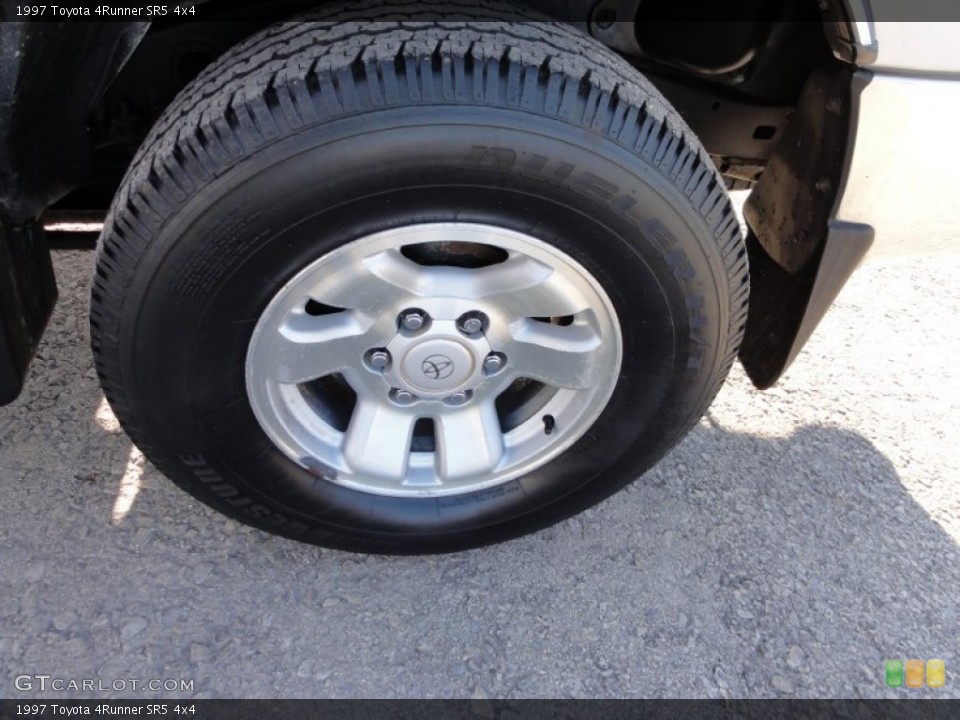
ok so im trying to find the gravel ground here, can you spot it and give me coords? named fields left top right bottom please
left=0, top=248, right=957, bottom=700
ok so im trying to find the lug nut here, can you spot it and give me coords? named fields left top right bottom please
left=482, top=353, right=505, bottom=375
left=445, top=390, right=473, bottom=406
left=457, top=311, right=487, bottom=335
left=391, top=389, right=416, bottom=405
left=400, top=310, right=427, bottom=332
left=367, top=349, right=391, bottom=371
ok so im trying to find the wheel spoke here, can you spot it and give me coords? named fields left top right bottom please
left=503, top=318, right=605, bottom=390
left=342, top=400, right=416, bottom=479
left=306, top=248, right=588, bottom=320
left=305, top=248, right=421, bottom=312
left=435, top=402, right=504, bottom=480
left=259, top=310, right=373, bottom=384
left=470, top=254, right=590, bottom=318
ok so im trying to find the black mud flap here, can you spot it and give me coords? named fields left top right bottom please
left=0, top=220, right=57, bottom=405
left=738, top=67, right=875, bottom=389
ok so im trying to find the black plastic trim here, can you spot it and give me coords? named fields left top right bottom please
left=738, top=68, right=874, bottom=388
left=0, top=21, right=148, bottom=224
left=0, top=219, right=58, bottom=405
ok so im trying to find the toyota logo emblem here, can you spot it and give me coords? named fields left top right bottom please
left=421, top=355, right=455, bottom=381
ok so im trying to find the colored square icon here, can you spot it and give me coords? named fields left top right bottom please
left=927, top=659, right=945, bottom=688
left=905, top=659, right=925, bottom=688
left=885, top=659, right=903, bottom=687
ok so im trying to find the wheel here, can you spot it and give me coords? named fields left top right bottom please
left=90, top=2, right=749, bottom=553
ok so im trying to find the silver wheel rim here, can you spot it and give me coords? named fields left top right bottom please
left=245, top=223, right=622, bottom=497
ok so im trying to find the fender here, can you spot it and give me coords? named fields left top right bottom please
left=833, top=0, right=878, bottom=65
left=0, top=21, right=147, bottom=403
left=0, top=21, right=148, bottom=223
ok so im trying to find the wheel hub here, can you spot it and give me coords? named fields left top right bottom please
left=383, top=319, right=491, bottom=399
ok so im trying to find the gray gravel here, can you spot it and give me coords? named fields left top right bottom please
left=1, top=248, right=958, bottom=699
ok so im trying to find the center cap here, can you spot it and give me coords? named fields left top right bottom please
left=400, top=339, right=475, bottom=392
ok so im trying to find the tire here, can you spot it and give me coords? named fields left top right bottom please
left=90, top=1, right=749, bottom=554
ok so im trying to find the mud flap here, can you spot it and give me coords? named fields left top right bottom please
left=0, top=220, right=57, bottom=405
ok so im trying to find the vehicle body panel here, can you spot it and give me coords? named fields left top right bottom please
left=833, top=5, right=960, bottom=257
left=872, top=21, right=960, bottom=73
left=837, top=71, right=960, bottom=257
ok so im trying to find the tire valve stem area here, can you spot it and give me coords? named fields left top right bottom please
left=543, top=414, right=556, bottom=435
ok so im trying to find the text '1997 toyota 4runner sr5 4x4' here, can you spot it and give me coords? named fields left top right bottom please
left=1, top=1, right=957, bottom=552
